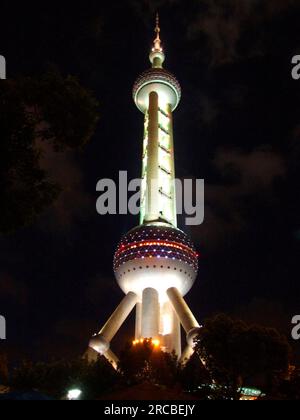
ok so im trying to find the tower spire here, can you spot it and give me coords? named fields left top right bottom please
left=153, top=13, right=162, bottom=52
left=150, top=13, right=165, bottom=68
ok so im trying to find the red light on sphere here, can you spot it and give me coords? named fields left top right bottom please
left=114, top=226, right=199, bottom=274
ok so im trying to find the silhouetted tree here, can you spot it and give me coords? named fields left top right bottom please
left=118, top=340, right=179, bottom=387
left=195, top=314, right=291, bottom=397
left=10, top=357, right=119, bottom=399
left=0, top=353, right=9, bottom=384
left=0, top=72, right=99, bottom=234
left=179, top=352, right=210, bottom=393
left=271, top=368, right=300, bottom=400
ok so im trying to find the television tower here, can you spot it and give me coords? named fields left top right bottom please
left=88, top=15, right=201, bottom=368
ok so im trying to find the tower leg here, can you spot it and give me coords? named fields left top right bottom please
left=160, top=301, right=182, bottom=357
left=167, top=287, right=201, bottom=349
left=84, top=347, right=119, bottom=371
left=104, top=348, right=120, bottom=371
left=172, top=309, right=182, bottom=359
left=89, top=291, right=138, bottom=356
left=141, top=288, right=160, bottom=339
left=135, top=302, right=142, bottom=340
left=179, top=346, right=194, bottom=365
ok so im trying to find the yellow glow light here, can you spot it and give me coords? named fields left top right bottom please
left=152, top=339, right=160, bottom=348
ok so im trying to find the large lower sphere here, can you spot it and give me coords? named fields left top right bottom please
left=114, top=225, right=198, bottom=302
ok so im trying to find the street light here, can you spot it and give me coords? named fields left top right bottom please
left=67, top=389, right=82, bottom=400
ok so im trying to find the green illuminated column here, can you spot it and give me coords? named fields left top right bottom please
left=144, top=91, right=160, bottom=223
left=140, top=100, right=177, bottom=227
left=167, top=104, right=177, bottom=227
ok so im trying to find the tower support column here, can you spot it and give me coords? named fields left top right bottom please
left=135, top=302, right=142, bottom=339
left=141, top=288, right=160, bottom=339
left=172, top=309, right=182, bottom=358
left=89, top=291, right=138, bottom=355
left=104, top=348, right=120, bottom=370
left=167, top=287, right=201, bottom=348
left=179, top=346, right=195, bottom=365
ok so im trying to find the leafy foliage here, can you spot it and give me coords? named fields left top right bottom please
left=275, top=370, right=300, bottom=400
left=195, top=314, right=291, bottom=393
left=0, top=73, right=99, bottom=234
left=118, top=340, right=179, bottom=387
left=6, top=315, right=294, bottom=400
left=179, top=352, right=210, bottom=392
left=10, top=357, right=119, bottom=400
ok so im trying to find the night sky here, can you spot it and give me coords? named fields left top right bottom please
left=1, top=0, right=300, bottom=363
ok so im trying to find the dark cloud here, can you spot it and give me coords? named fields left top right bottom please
left=188, top=0, right=300, bottom=65
left=54, top=318, right=94, bottom=342
left=192, top=147, right=286, bottom=248
left=86, top=274, right=120, bottom=307
left=0, top=273, right=28, bottom=306
left=130, top=0, right=180, bottom=19
left=213, top=147, right=286, bottom=189
left=233, top=298, right=291, bottom=336
left=194, top=84, right=248, bottom=128
left=37, top=141, right=93, bottom=230
left=197, top=94, right=220, bottom=126
left=291, top=125, right=300, bottom=163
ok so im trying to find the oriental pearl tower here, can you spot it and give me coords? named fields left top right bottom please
left=88, top=15, right=201, bottom=368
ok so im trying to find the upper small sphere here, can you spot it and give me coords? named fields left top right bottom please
left=149, top=50, right=166, bottom=67
left=133, top=68, right=181, bottom=114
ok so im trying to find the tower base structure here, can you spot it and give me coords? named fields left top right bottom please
left=88, top=286, right=201, bottom=369
left=88, top=224, right=200, bottom=369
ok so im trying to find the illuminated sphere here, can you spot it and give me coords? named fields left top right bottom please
left=133, top=68, right=181, bottom=114
left=114, top=225, right=198, bottom=301
left=149, top=50, right=166, bottom=66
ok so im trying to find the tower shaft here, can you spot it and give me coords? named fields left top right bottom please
left=140, top=94, right=177, bottom=227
